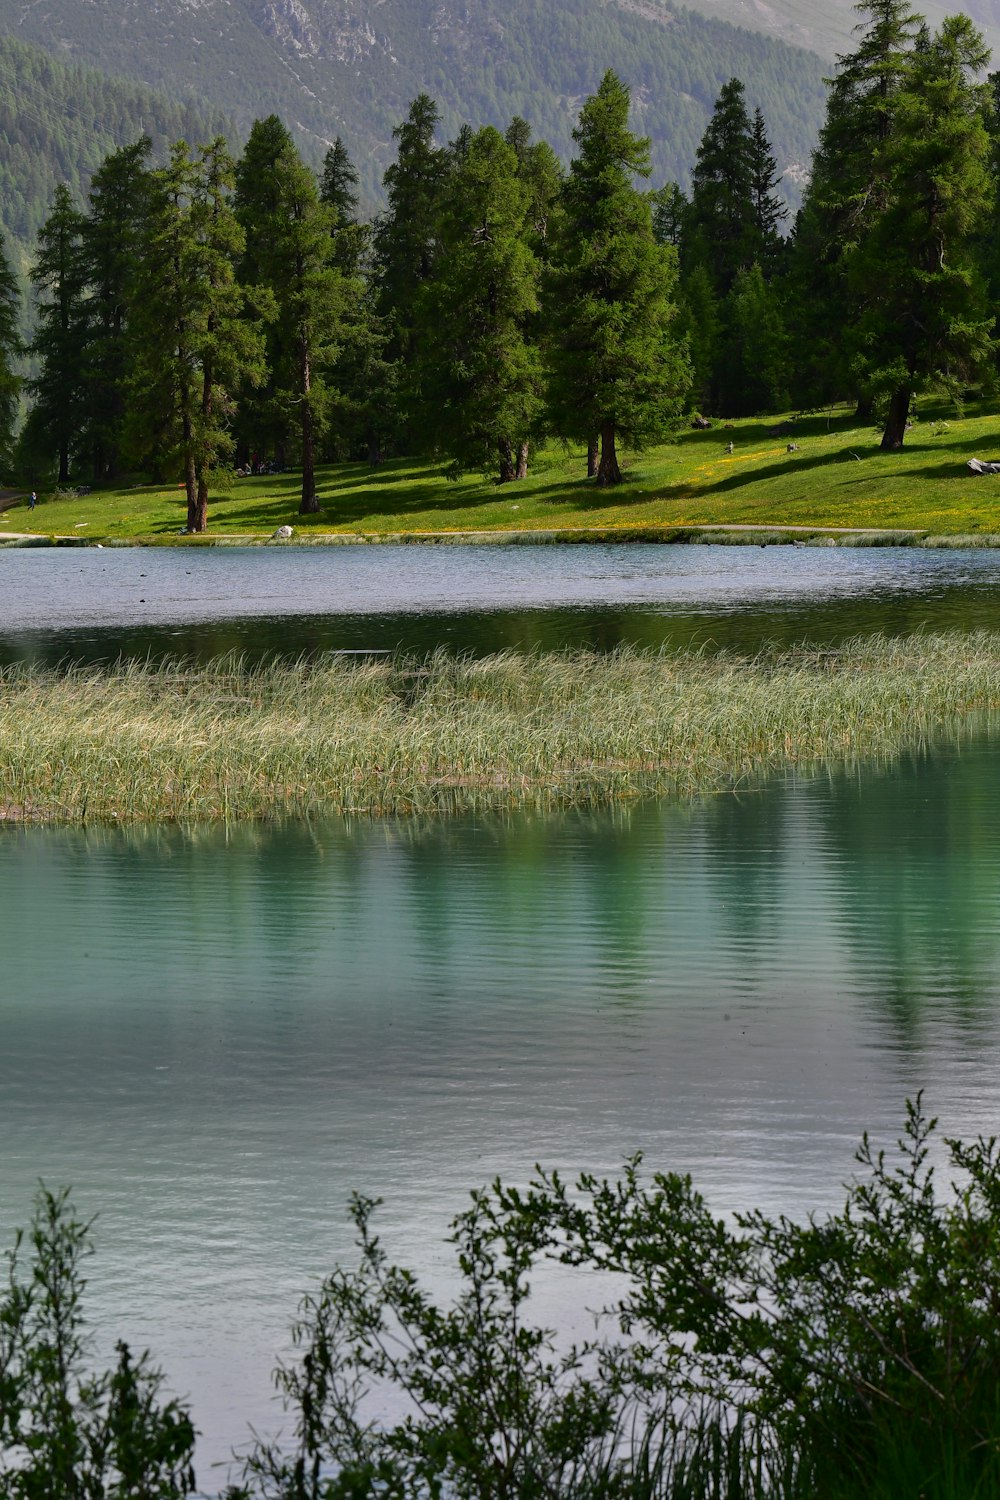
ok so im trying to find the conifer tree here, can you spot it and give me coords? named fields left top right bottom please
left=126, top=140, right=264, bottom=531
left=0, top=232, right=21, bottom=473
left=856, top=15, right=994, bottom=448
left=372, top=95, right=448, bottom=448
left=546, top=71, right=690, bottom=485
left=749, top=108, right=787, bottom=274
left=25, top=184, right=88, bottom=483
left=320, top=137, right=359, bottom=228
left=716, top=264, right=790, bottom=414
left=80, top=137, right=152, bottom=483
left=650, top=182, right=687, bottom=247
left=687, top=79, right=756, bottom=295
left=417, top=126, right=543, bottom=482
left=789, top=0, right=919, bottom=409
left=235, top=116, right=346, bottom=514
left=505, top=116, right=563, bottom=260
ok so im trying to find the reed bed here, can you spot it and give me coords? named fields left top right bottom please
left=2, top=631, right=1000, bottom=824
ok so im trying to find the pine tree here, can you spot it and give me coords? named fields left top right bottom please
left=716, top=265, right=790, bottom=414
left=0, top=231, right=21, bottom=472
left=748, top=108, right=787, bottom=275
left=80, top=137, right=152, bottom=483
left=126, top=140, right=264, bottom=531
left=416, top=126, right=543, bottom=482
left=372, top=95, right=448, bottom=448
left=546, top=71, right=690, bottom=485
left=320, top=137, right=359, bottom=228
left=687, top=79, right=756, bottom=296
left=650, top=182, right=687, bottom=247
left=505, top=116, right=563, bottom=260
left=788, top=0, right=919, bottom=410
left=235, top=116, right=346, bottom=514
left=25, top=183, right=88, bottom=484
left=856, top=15, right=994, bottom=448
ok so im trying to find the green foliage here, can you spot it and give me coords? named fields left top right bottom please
left=547, top=71, right=691, bottom=483
left=223, top=1099, right=1000, bottom=1498
left=24, top=183, right=88, bottom=484
left=79, top=137, right=152, bottom=483
left=851, top=13, right=995, bottom=447
left=0, top=230, right=22, bottom=471
left=235, top=118, right=347, bottom=511
left=417, top=126, right=544, bottom=481
left=688, top=78, right=758, bottom=295
left=717, top=265, right=791, bottom=415
left=126, top=140, right=265, bottom=530
left=0, top=1186, right=196, bottom=1497
left=373, top=94, right=449, bottom=448
left=0, top=28, right=228, bottom=272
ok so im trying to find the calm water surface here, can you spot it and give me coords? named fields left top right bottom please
left=3, top=734, right=1000, bottom=1478
left=4, top=542, right=1000, bottom=662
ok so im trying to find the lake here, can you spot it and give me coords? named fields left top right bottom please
left=3, top=540, right=1000, bottom=664
left=3, top=543, right=1000, bottom=1484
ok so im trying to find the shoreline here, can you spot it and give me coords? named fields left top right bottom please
left=2, top=521, right=999, bottom=549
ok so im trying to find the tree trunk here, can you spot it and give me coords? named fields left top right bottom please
left=880, top=385, right=911, bottom=451
left=192, top=472, right=209, bottom=533
left=596, top=421, right=622, bottom=486
left=367, top=429, right=382, bottom=466
left=299, top=341, right=320, bottom=514
left=587, top=436, right=599, bottom=478
left=58, top=441, right=69, bottom=486
left=516, top=441, right=529, bottom=480
left=183, top=408, right=200, bottom=531
left=498, top=438, right=516, bottom=484
left=854, top=393, right=874, bottom=422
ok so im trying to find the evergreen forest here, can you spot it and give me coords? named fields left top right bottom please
left=0, top=30, right=229, bottom=275
left=3, top=0, right=998, bottom=528
left=0, top=0, right=829, bottom=209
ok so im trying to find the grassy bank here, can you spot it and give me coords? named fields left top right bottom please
left=3, top=631, right=1000, bottom=823
left=5, top=401, right=1000, bottom=545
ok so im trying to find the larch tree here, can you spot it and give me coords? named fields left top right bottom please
left=855, top=14, right=995, bottom=449
left=25, top=184, right=88, bottom=484
left=687, top=78, right=757, bottom=295
left=416, top=126, right=543, bottom=483
left=320, top=137, right=360, bottom=228
left=372, top=94, right=448, bottom=448
left=235, top=116, right=345, bottom=515
left=0, top=232, right=21, bottom=473
left=80, top=136, right=152, bottom=483
left=546, top=70, right=690, bottom=485
left=748, top=107, right=787, bottom=275
left=788, top=0, right=919, bottom=411
left=127, top=139, right=264, bottom=532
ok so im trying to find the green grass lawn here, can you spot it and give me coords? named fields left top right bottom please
left=6, top=399, right=1000, bottom=543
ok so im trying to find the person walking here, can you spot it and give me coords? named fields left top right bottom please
left=28, top=491, right=36, bottom=510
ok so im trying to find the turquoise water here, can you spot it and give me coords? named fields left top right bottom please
left=3, top=732, right=1000, bottom=1478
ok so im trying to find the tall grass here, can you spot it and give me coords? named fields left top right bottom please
left=3, top=631, right=1000, bottom=824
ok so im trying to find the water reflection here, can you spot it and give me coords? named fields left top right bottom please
left=4, top=542, right=1000, bottom=664
left=4, top=734, right=1000, bottom=1470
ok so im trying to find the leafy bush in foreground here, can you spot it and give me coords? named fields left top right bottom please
left=4, top=1101, right=1000, bottom=1497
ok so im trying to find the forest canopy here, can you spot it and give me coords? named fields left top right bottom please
left=4, top=0, right=999, bottom=523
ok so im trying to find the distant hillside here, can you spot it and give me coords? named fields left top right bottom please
left=0, top=29, right=230, bottom=274
left=0, top=0, right=829, bottom=211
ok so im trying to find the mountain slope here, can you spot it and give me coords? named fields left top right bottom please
left=0, top=29, right=230, bottom=270
left=0, top=0, right=829, bottom=208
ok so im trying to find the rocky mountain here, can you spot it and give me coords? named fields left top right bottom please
left=0, top=0, right=830, bottom=209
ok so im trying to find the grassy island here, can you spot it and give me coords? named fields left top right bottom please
left=2, top=629, right=1000, bottom=824
left=4, top=403, right=1000, bottom=548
